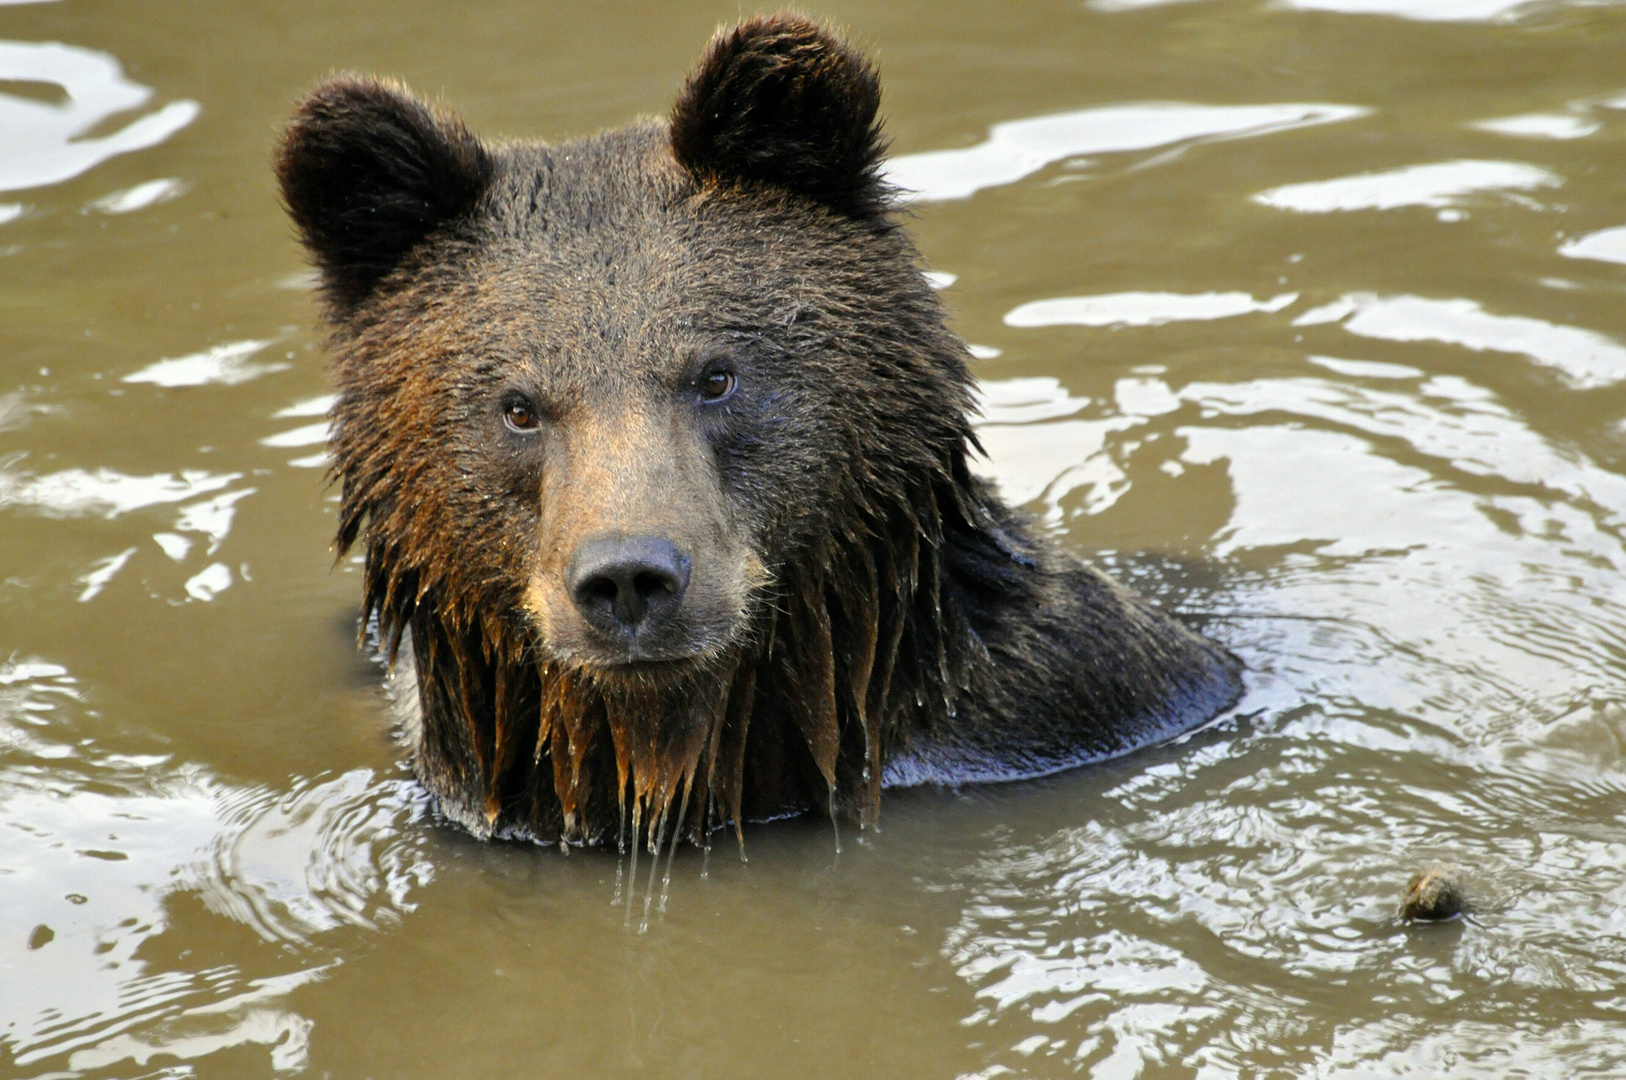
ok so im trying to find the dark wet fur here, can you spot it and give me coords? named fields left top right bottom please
left=670, top=16, right=892, bottom=222
left=276, top=77, right=493, bottom=313
left=276, top=13, right=1242, bottom=849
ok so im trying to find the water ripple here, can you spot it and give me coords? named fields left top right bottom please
left=0, top=659, right=430, bottom=1074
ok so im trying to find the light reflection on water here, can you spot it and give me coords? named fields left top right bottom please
left=1562, top=226, right=1626, bottom=265
left=884, top=102, right=1366, bottom=203
left=5, top=0, right=1626, bottom=1076
left=1295, top=294, right=1626, bottom=389
left=1473, top=112, right=1601, bottom=140
left=1090, top=0, right=1570, bottom=19
left=1277, top=0, right=1548, bottom=20
left=1251, top=159, right=1563, bottom=214
left=0, top=40, right=197, bottom=196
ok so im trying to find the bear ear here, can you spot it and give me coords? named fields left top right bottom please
left=275, top=76, right=494, bottom=313
left=670, top=14, right=890, bottom=221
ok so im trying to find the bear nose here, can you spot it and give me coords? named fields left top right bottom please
left=565, top=536, right=691, bottom=640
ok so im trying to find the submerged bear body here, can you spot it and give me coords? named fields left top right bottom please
left=277, top=15, right=1241, bottom=848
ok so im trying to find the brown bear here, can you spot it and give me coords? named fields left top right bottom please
left=275, top=13, right=1241, bottom=854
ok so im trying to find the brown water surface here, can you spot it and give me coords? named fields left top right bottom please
left=6, top=1, right=1626, bottom=1076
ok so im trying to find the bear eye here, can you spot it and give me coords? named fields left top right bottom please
left=503, top=396, right=540, bottom=433
left=698, top=369, right=737, bottom=404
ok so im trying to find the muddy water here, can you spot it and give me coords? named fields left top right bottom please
left=5, top=0, right=1626, bottom=1076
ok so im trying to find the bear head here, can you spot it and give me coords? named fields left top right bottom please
left=276, top=15, right=981, bottom=844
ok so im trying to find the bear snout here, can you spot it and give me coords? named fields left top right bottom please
left=566, top=535, right=692, bottom=649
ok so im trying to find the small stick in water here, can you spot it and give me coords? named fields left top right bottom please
left=1400, top=865, right=1469, bottom=922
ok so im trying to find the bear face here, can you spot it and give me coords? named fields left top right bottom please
left=280, top=19, right=965, bottom=671
left=277, top=14, right=1241, bottom=851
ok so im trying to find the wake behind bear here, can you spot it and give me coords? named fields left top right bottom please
left=275, top=13, right=1242, bottom=853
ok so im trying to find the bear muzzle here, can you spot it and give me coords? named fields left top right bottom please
left=543, top=531, right=747, bottom=668
left=523, top=403, right=758, bottom=669
left=565, top=534, right=692, bottom=652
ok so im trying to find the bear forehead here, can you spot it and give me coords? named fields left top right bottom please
left=415, top=125, right=880, bottom=376
left=482, top=121, right=843, bottom=278
left=487, top=123, right=684, bottom=240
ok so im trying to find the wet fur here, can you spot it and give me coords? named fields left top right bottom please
left=277, top=14, right=1241, bottom=850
